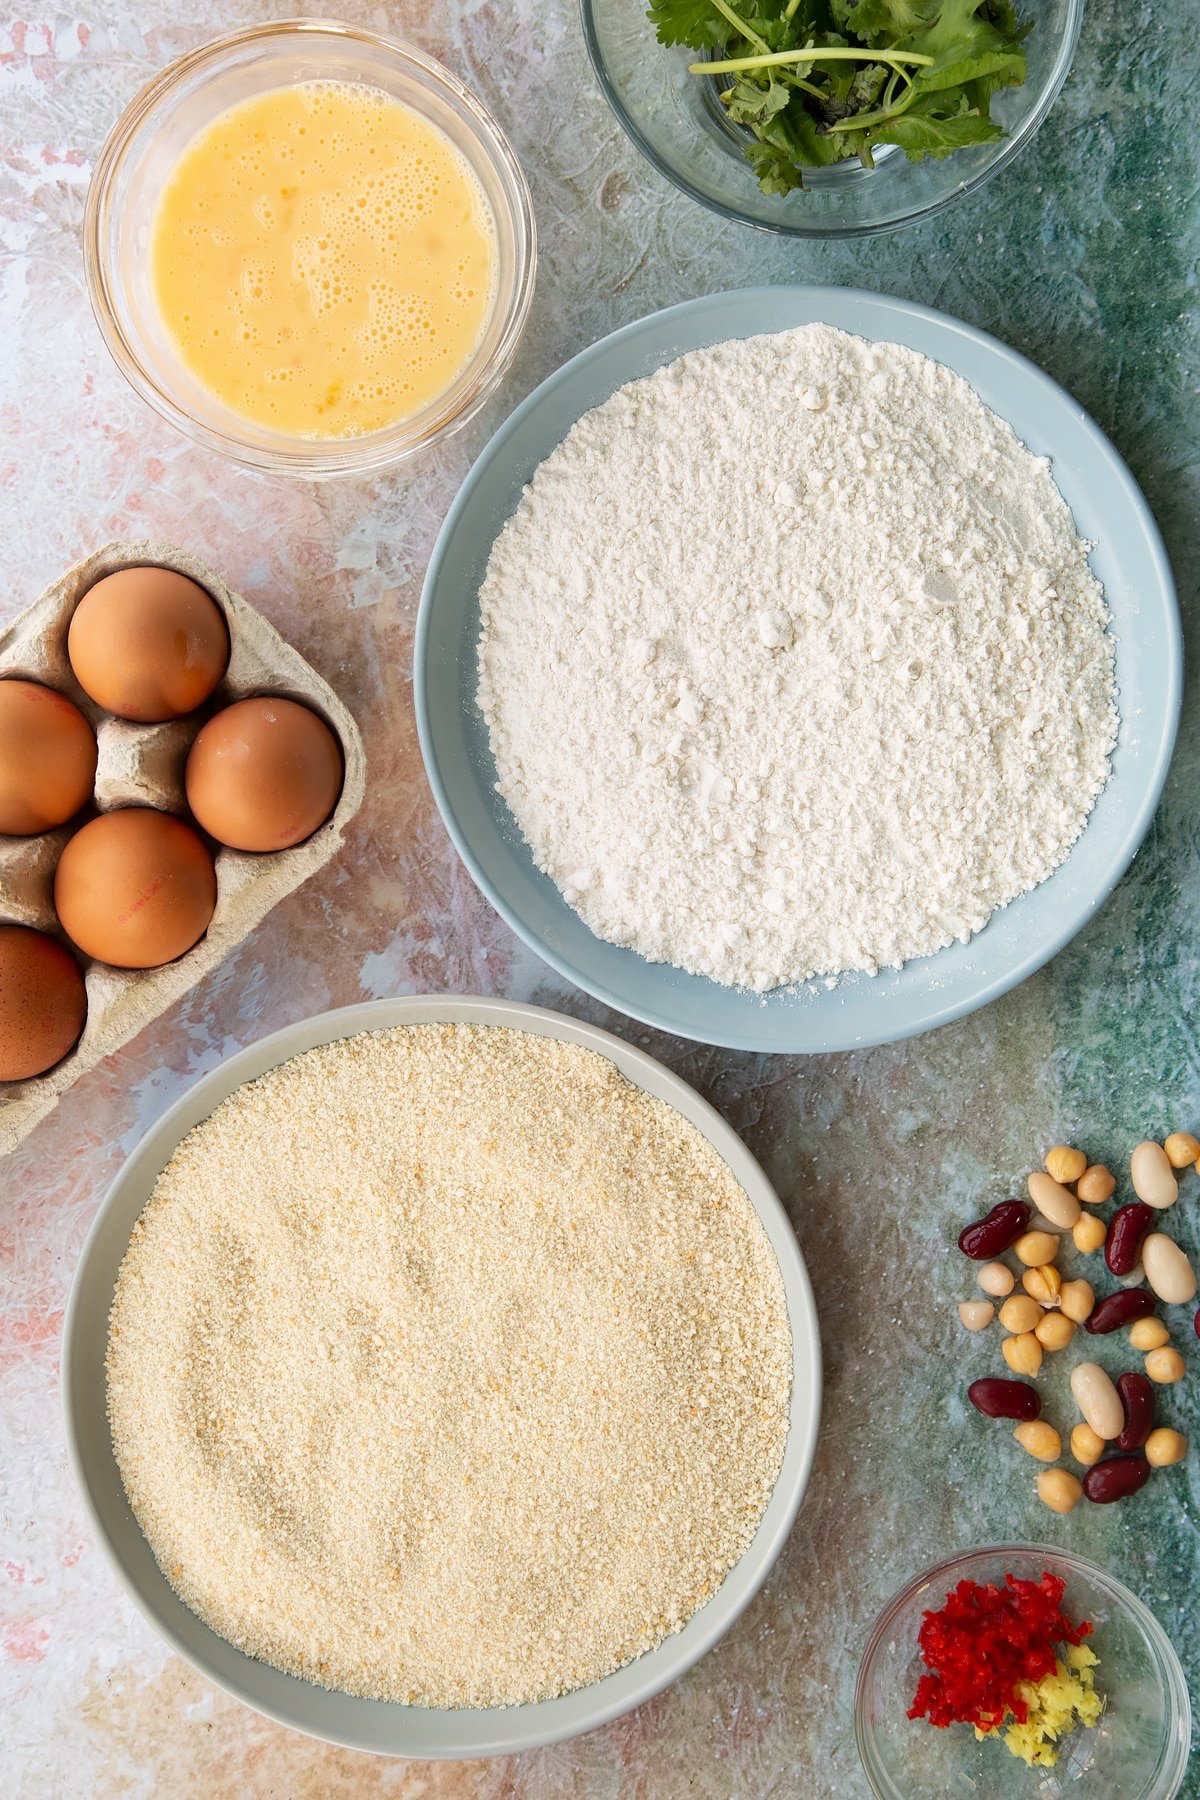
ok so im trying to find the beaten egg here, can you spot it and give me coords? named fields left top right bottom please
left=68, top=566, right=229, bottom=722
left=0, top=924, right=87, bottom=1080
left=151, top=81, right=497, bottom=439
left=54, top=807, right=217, bottom=968
left=185, top=696, right=342, bottom=851
left=0, top=679, right=97, bottom=835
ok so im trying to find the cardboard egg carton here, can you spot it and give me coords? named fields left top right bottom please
left=0, top=540, right=366, bottom=1154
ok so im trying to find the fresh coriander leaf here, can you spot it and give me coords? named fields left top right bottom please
left=907, top=0, right=1013, bottom=59
left=872, top=105, right=1004, bottom=156
left=846, top=61, right=890, bottom=109
left=711, top=0, right=805, bottom=50
left=981, top=0, right=1027, bottom=36
left=831, top=0, right=941, bottom=42
left=830, top=125, right=875, bottom=165
left=732, top=0, right=797, bottom=22
left=746, top=139, right=807, bottom=193
left=651, top=0, right=1029, bottom=195
left=722, top=76, right=795, bottom=128
left=647, top=0, right=736, bottom=50
left=781, top=0, right=823, bottom=31
left=736, top=23, right=793, bottom=50
left=962, top=64, right=1016, bottom=108
left=660, top=0, right=800, bottom=53
left=914, top=44, right=1025, bottom=92
left=766, top=98, right=849, bottom=165
left=743, top=11, right=810, bottom=49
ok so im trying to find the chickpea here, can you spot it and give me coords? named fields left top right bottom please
left=977, top=1261, right=1016, bottom=1298
left=1128, top=1317, right=1170, bottom=1351
left=1060, top=1278, right=1095, bottom=1324
left=958, top=1300, right=994, bottom=1332
left=1164, top=1132, right=1200, bottom=1170
left=1145, top=1428, right=1188, bottom=1468
left=1045, top=1146, right=1087, bottom=1185
left=1145, top=1347, right=1186, bottom=1385
left=1023, top=1264, right=1061, bottom=1306
left=1072, top=1213, right=1107, bottom=1255
left=1037, top=1468, right=1083, bottom=1514
left=1035, top=1311, right=1075, bottom=1352
left=999, top=1295, right=1042, bottom=1335
left=1015, top=1230, right=1060, bottom=1267
left=1077, top=1163, right=1116, bottom=1205
left=1070, top=1422, right=1105, bottom=1466
left=1014, top=1420, right=1061, bottom=1462
left=1003, top=1331, right=1044, bottom=1376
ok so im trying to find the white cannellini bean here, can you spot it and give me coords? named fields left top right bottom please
left=1142, top=1233, right=1198, bottom=1305
left=1027, top=1171, right=1081, bottom=1229
left=1130, top=1140, right=1179, bottom=1209
left=1070, top=1361, right=1124, bottom=1440
left=977, top=1262, right=1015, bottom=1297
left=958, top=1300, right=995, bottom=1331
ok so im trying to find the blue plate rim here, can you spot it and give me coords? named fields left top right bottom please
left=415, top=285, right=1182, bottom=1053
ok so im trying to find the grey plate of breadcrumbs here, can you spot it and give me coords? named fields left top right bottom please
left=66, top=998, right=820, bottom=1756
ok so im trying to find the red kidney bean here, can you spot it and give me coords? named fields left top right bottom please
left=958, top=1201, right=1031, bottom=1260
left=1085, top=1288, right=1157, bottom=1334
left=1105, top=1203, right=1154, bottom=1276
left=1195, top=1305, right=1200, bottom=1339
left=968, top=1377, right=1041, bottom=1421
left=1083, top=1455, right=1151, bottom=1504
left=1115, top=1373, right=1155, bottom=1451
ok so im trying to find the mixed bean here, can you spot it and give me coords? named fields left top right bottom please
left=959, top=1134, right=1196, bottom=1512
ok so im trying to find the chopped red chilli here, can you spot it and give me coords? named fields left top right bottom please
left=908, top=1572, right=1093, bottom=1732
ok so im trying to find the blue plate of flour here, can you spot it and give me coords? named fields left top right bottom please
left=415, top=286, right=1180, bottom=1053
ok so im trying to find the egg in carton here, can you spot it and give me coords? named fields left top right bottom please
left=0, top=539, right=366, bottom=1154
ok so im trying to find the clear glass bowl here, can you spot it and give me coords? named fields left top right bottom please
left=855, top=1546, right=1192, bottom=1800
left=84, top=19, right=536, bottom=476
left=581, top=0, right=1083, bottom=237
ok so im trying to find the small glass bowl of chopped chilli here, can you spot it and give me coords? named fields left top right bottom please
left=855, top=1546, right=1190, bottom=1800
left=581, top=0, right=1083, bottom=238
left=85, top=19, right=535, bottom=476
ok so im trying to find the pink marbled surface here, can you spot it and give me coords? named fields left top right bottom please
left=3, top=2, right=1198, bottom=1796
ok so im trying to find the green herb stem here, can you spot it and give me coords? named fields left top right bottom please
left=720, top=72, right=826, bottom=100
left=707, top=0, right=770, bottom=53
left=691, top=45, right=935, bottom=75
left=825, top=76, right=924, bottom=131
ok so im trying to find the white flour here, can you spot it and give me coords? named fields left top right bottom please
left=477, top=326, right=1118, bottom=991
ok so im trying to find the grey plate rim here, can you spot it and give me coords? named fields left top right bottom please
left=62, top=993, right=821, bottom=1758
left=415, top=284, right=1182, bottom=1054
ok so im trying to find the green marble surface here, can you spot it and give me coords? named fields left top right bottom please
left=0, top=0, right=1196, bottom=1793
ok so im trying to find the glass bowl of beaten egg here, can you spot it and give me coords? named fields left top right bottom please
left=84, top=19, right=536, bottom=476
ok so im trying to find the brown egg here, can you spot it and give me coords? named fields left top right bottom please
left=54, top=808, right=217, bottom=968
left=185, top=696, right=343, bottom=852
left=67, top=566, right=229, bottom=721
left=0, top=679, right=97, bottom=835
left=0, top=924, right=87, bottom=1080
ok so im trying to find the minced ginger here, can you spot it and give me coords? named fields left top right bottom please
left=976, top=1644, right=1104, bottom=1767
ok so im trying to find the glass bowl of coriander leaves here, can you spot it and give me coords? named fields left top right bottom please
left=580, top=0, right=1083, bottom=236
